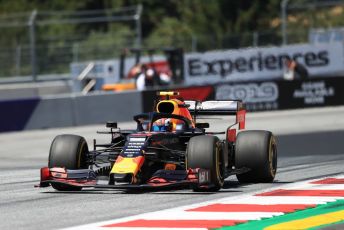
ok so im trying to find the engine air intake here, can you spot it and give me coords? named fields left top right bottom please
left=157, top=101, right=175, bottom=114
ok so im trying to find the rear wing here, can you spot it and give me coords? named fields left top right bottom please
left=185, top=100, right=246, bottom=130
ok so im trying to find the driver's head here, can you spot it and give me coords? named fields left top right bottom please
left=152, top=118, right=172, bottom=132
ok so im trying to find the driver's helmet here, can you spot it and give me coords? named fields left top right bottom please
left=152, top=118, right=172, bottom=132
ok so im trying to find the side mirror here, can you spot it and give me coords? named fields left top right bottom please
left=106, top=121, right=117, bottom=129
left=195, top=123, right=209, bottom=129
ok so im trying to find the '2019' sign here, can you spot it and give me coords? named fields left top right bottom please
left=216, top=82, right=278, bottom=103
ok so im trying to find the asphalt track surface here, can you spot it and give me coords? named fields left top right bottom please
left=0, top=106, right=343, bottom=230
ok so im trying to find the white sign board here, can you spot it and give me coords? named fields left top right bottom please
left=184, top=43, right=344, bottom=84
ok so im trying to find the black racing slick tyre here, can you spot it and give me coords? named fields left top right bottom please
left=187, top=135, right=224, bottom=192
left=235, top=130, right=277, bottom=183
left=48, top=134, right=89, bottom=191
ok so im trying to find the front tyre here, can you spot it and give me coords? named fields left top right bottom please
left=187, top=135, right=224, bottom=192
left=48, top=134, right=89, bottom=191
left=235, top=130, right=277, bottom=183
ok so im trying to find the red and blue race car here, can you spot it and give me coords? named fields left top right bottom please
left=38, top=91, right=277, bottom=192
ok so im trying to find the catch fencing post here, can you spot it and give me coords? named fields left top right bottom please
left=281, top=0, right=290, bottom=45
left=28, top=10, right=37, bottom=82
left=135, top=4, right=143, bottom=48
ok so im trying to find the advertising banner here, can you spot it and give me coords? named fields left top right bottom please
left=184, top=43, right=344, bottom=84
left=142, top=77, right=344, bottom=113
left=215, top=77, right=344, bottom=111
left=278, top=77, right=344, bottom=110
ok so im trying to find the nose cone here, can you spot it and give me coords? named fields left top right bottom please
left=111, top=156, right=145, bottom=177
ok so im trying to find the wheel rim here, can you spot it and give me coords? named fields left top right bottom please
left=268, top=137, right=277, bottom=177
left=215, top=143, right=224, bottom=186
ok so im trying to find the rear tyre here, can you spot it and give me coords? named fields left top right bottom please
left=235, top=130, right=277, bottom=183
left=187, top=135, right=224, bottom=192
left=48, top=134, right=89, bottom=191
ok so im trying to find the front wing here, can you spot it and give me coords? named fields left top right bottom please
left=36, top=167, right=212, bottom=190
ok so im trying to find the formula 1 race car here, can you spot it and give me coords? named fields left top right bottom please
left=38, top=91, right=277, bottom=192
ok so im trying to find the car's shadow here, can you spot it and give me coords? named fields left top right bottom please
left=41, top=180, right=291, bottom=195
